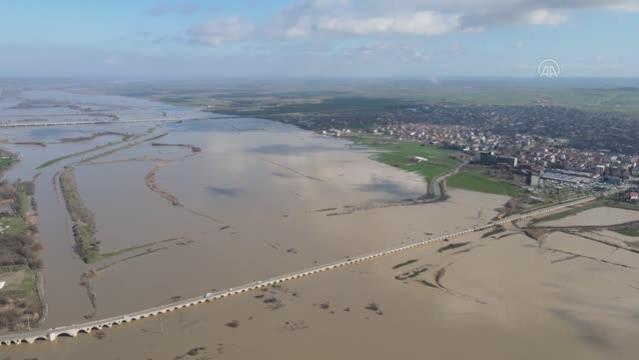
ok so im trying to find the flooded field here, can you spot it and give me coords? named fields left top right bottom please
left=2, top=90, right=638, bottom=359
left=1, top=90, right=509, bottom=331
left=537, top=206, right=639, bottom=227
left=5, top=229, right=639, bottom=360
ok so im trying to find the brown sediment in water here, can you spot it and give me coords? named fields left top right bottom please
left=15, top=228, right=638, bottom=360
left=394, top=265, right=429, bottom=280
left=143, top=159, right=223, bottom=224
left=434, top=266, right=448, bottom=289
left=145, top=161, right=183, bottom=207
left=151, top=142, right=202, bottom=153
left=79, top=271, right=98, bottom=319
left=438, top=241, right=470, bottom=253
left=11, top=141, right=47, bottom=147
left=392, top=259, right=418, bottom=269
left=77, top=237, right=193, bottom=318
left=59, top=131, right=131, bottom=143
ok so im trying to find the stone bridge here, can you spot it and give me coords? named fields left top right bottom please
left=0, top=196, right=595, bottom=346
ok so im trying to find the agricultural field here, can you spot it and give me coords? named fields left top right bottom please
left=447, top=171, right=522, bottom=197
left=349, top=134, right=461, bottom=182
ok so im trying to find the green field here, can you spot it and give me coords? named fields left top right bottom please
left=0, top=217, right=28, bottom=236
left=612, top=225, right=639, bottom=237
left=350, top=134, right=460, bottom=182
left=0, top=157, right=15, bottom=170
left=447, top=171, right=522, bottom=197
left=0, top=266, right=37, bottom=295
left=16, top=183, right=29, bottom=219
left=350, top=134, right=524, bottom=197
left=132, top=80, right=639, bottom=117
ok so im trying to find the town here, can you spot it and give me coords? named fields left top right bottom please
left=321, top=112, right=639, bottom=195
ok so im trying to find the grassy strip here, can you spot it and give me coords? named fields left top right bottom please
left=0, top=266, right=36, bottom=293
left=16, top=183, right=29, bottom=219
left=59, top=167, right=99, bottom=263
left=350, top=134, right=460, bottom=182
left=0, top=216, right=27, bottom=236
left=611, top=225, right=639, bottom=237
left=77, top=133, right=162, bottom=164
left=78, top=141, right=139, bottom=164
left=36, top=141, right=127, bottom=169
left=447, top=171, right=521, bottom=197
left=0, top=157, right=16, bottom=172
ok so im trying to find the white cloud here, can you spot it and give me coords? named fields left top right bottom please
left=315, top=11, right=461, bottom=36
left=605, top=0, right=639, bottom=11
left=185, top=0, right=639, bottom=46
left=521, top=8, right=567, bottom=25
left=278, top=0, right=639, bottom=38
left=186, top=17, right=254, bottom=46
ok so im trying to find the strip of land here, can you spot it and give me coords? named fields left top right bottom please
left=59, top=166, right=99, bottom=263
left=0, top=154, right=43, bottom=331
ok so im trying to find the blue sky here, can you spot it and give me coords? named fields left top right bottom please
left=1, top=0, right=638, bottom=78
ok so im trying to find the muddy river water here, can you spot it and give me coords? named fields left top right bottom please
left=2, top=91, right=639, bottom=360
left=1, top=90, right=507, bottom=330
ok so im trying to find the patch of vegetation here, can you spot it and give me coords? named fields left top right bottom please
left=438, top=241, right=470, bottom=253
left=0, top=177, right=43, bottom=330
left=392, top=259, right=418, bottom=270
left=395, top=265, right=429, bottom=280
left=482, top=225, right=505, bottom=238
left=350, top=134, right=460, bottom=182
left=447, top=171, right=521, bottom=197
left=611, top=225, right=639, bottom=237
left=36, top=141, right=126, bottom=169
left=0, top=216, right=28, bottom=236
left=0, top=152, right=17, bottom=173
left=78, top=142, right=137, bottom=164
left=225, top=320, right=240, bottom=328
left=59, top=166, right=99, bottom=263
left=15, top=182, right=31, bottom=218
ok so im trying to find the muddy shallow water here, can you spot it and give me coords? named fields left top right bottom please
left=2, top=91, right=639, bottom=359
left=538, top=206, right=639, bottom=227
left=2, top=91, right=509, bottom=330
left=5, top=230, right=639, bottom=360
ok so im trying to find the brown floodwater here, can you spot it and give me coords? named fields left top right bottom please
left=537, top=206, right=639, bottom=227
left=1, top=91, right=508, bottom=331
left=2, top=91, right=638, bottom=359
